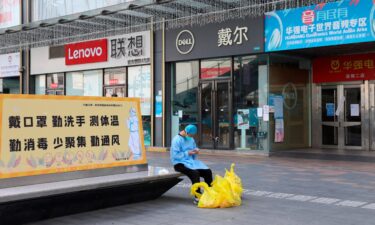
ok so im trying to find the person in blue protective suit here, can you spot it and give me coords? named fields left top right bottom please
left=170, top=124, right=213, bottom=204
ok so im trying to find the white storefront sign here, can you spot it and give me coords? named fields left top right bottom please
left=31, top=31, right=151, bottom=74
left=0, top=52, right=20, bottom=78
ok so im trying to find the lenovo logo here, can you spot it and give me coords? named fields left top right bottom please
left=65, top=39, right=108, bottom=65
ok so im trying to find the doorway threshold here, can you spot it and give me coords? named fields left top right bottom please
left=270, top=148, right=375, bottom=162
left=199, top=149, right=269, bottom=157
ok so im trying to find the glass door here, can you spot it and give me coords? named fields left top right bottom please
left=321, top=87, right=338, bottom=147
left=320, top=84, right=364, bottom=150
left=199, top=80, right=231, bottom=149
left=342, top=86, right=363, bottom=148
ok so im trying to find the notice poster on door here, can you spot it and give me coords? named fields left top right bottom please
left=275, top=119, right=284, bottom=143
left=263, top=105, right=270, bottom=122
left=273, top=95, right=284, bottom=119
left=335, top=96, right=345, bottom=116
left=326, top=103, right=335, bottom=117
left=350, top=104, right=360, bottom=117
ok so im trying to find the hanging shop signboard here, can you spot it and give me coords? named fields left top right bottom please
left=313, top=53, right=375, bottom=83
left=0, top=95, right=147, bottom=179
left=165, top=16, right=264, bottom=61
left=265, top=0, right=375, bottom=52
left=64, top=31, right=151, bottom=66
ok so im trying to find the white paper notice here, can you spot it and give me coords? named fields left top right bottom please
left=350, top=104, right=359, bottom=116
left=335, top=96, right=345, bottom=116
left=257, top=108, right=263, bottom=117
left=178, top=110, right=183, bottom=118
left=263, top=105, right=270, bottom=122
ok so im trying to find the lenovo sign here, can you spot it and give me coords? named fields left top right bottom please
left=65, top=39, right=108, bottom=65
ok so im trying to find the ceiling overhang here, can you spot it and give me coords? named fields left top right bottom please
left=0, top=0, right=333, bottom=54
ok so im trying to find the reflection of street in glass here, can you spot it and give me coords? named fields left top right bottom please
left=127, top=107, right=142, bottom=160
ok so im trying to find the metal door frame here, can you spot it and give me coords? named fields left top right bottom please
left=317, top=82, right=367, bottom=150
left=369, top=81, right=375, bottom=150
left=198, top=78, right=232, bottom=150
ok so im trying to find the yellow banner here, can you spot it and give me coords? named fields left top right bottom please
left=0, top=95, right=147, bottom=179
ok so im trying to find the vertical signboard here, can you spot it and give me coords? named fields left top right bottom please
left=265, top=0, right=375, bottom=51
left=0, top=95, right=147, bottom=179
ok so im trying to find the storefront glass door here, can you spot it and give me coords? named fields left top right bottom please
left=199, top=80, right=231, bottom=149
left=320, top=84, right=364, bottom=149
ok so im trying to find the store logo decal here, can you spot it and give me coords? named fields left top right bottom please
left=65, top=39, right=108, bottom=65
left=176, top=30, right=195, bottom=55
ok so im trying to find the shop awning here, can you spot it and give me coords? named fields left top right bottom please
left=0, top=0, right=332, bottom=54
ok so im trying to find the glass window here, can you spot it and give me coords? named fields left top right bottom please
left=128, top=65, right=151, bottom=146
left=171, top=61, right=199, bottom=138
left=201, top=58, right=231, bottom=79
left=233, top=55, right=269, bottom=150
left=35, top=75, right=46, bottom=95
left=66, top=70, right=103, bottom=96
left=0, top=0, right=20, bottom=29
left=84, top=70, right=103, bottom=96
left=1, top=77, right=20, bottom=94
left=32, top=0, right=135, bottom=21
left=66, top=72, right=84, bottom=96
left=46, top=73, right=64, bottom=95
left=128, top=65, right=151, bottom=115
left=104, top=68, right=126, bottom=86
left=269, top=55, right=310, bottom=151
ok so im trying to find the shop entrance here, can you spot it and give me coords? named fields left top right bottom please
left=318, top=83, right=366, bottom=150
left=198, top=79, right=231, bottom=149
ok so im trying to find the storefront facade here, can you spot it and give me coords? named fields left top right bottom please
left=265, top=0, right=375, bottom=153
left=3, top=0, right=375, bottom=156
left=30, top=31, right=152, bottom=146
left=165, top=16, right=274, bottom=152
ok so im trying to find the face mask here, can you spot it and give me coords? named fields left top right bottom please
left=185, top=136, right=193, bottom=141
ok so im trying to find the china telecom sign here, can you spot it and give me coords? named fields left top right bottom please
left=265, top=0, right=375, bottom=52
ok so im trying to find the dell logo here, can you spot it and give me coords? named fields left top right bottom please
left=176, top=30, right=195, bottom=55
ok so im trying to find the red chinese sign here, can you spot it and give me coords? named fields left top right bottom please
left=313, top=53, right=375, bottom=83
left=65, top=39, right=108, bottom=65
left=200, top=67, right=231, bottom=79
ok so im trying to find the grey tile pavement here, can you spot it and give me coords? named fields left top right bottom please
left=27, top=152, right=375, bottom=225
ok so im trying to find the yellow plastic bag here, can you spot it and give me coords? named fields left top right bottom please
left=211, top=175, right=239, bottom=208
left=191, top=182, right=221, bottom=208
left=224, top=163, right=243, bottom=197
left=190, top=163, right=243, bottom=208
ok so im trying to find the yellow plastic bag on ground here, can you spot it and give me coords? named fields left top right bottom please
left=190, top=163, right=243, bottom=208
left=224, top=163, right=243, bottom=197
left=191, top=182, right=221, bottom=208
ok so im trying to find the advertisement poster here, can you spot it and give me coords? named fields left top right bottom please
left=155, top=92, right=162, bottom=118
left=0, top=0, right=20, bottom=29
left=237, top=109, right=250, bottom=129
left=265, top=0, right=375, bottom=52
left=275, top=119, right=284, bottom=143
left=0, top=95, right=147, bottom=179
